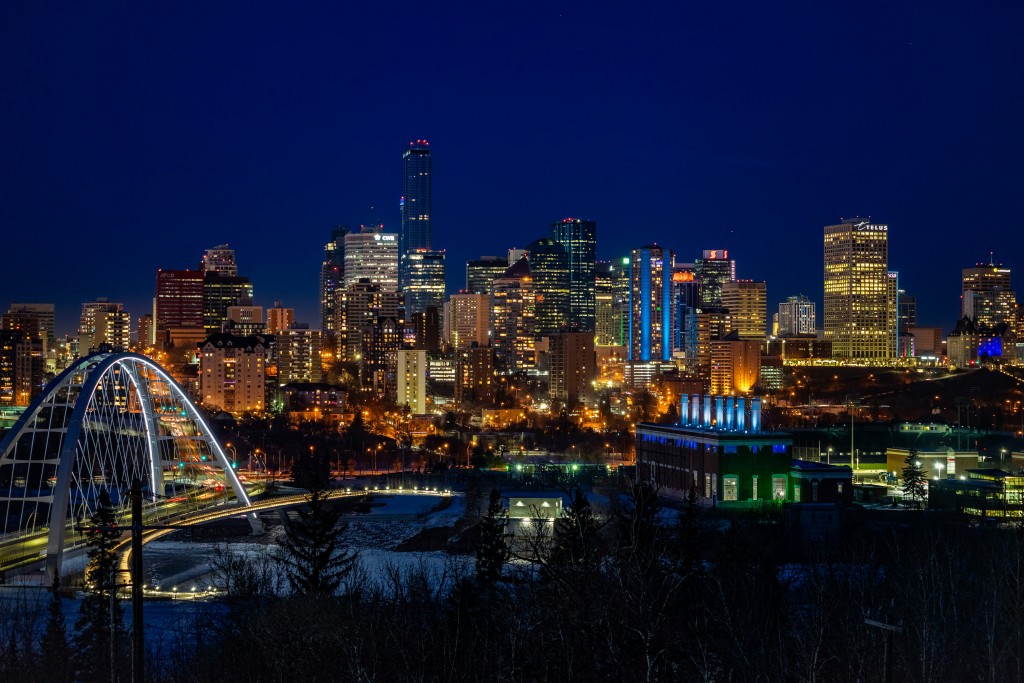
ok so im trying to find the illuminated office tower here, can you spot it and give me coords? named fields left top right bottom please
left=202, top=244, right=238, bottom=276
left=397, top=349, right=428, bottom=414
left=490, top=257, right=535, bottom=371
left=466, top=256, right=509, bottom=295
left=823, top=218, right=891, bottom=359
left=550, top=218, right=597, bottom=332
left=887, top=272, right=899, bottom=358
left=629, top=245, right=674, bottom=362
left=962, top=260, right=1016, bottom=328
left=399, top=140, right=432, bottom=288
left=721, top=280, right=767, bottom=339
left=203, top=272, right=254, bottom=335
left=344, top=224, right=399, bottom=291
left=404, top=249, right=446, bottom=315
left=695, top=249, right=736, bottom=308
left=777, top=295, right=816, bottom=337
left=447, top=292, right=490, bottom=349
left=613, top=257, right=631, bottom=346
left=595, top=262, right=617, bottom=346
left=670, top=264, right=699, bottom=352
left=320, top=226, right=348, bottom=338
left=155, top=269, right=204, bottom=348
left=525, top=237, right=570, bottom=337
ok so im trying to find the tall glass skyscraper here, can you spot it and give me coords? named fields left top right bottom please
left=823, top=217, right=891, bottom=359
left=525, top=237, right=570, bottom=337
left=550, top=218, right=597, bottom=333
left=629, top=245, right=674, bottom=362
left=320, top=225, right=348, bottom=339
left=404, top=249, right=446, bottom=315
left=695, top=249, right=735, bottom=308
left=400, top=140, right=432, bottom=288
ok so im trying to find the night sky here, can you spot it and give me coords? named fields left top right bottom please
left=2, top=2, right=1023, bottom=335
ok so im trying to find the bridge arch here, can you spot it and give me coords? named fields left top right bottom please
left=0, top=352, right=255, bottom=579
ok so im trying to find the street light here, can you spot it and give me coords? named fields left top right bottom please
left=934, top=462, right=944, bottom=480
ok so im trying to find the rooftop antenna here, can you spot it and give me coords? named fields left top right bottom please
left=990, top=251, right=994, bottom=266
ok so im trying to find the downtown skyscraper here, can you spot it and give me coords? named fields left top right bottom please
left=823, top=217, right=892, bottom=360
left=629, top=245, right=674, bottom=362
left=399, top=140, right=432, bottom=289
left=550, top=218, right=596, bottom=333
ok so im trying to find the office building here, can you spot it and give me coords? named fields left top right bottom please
left=548, top=332, right=596, bottom=405
left=446, top=292, right=490, bottom=350
left=962, top=261, right=1013, bottom=317
left=400, top=140, right=432, bottom=288
left=526, top=237, right=570, bottom=337
left=397, top=349, right=428, bottom=414
left=947, top=316, right=1015, bottom=367
left=0, top=315, right=44, bottom=406
left=155, top=269, right=204, bottom=349
left=466, top=256, right=509, bottom=295
left=709, top=335, right=761, bottom=395
left=344, top=224, right=399, bottom=291
left=721, top=281, right=767, bottom=340
left=360, top=317, right=401, bottom=394
left=404, top=249, right=446, bottom=315
left=455, top=345, right=495, bottom=407
left=320, top=226, right=348, bottom=339
left=277, top=325, right=323, bottom=384
left=823, top=218, right=892, bottom=360
left=490, top=257, right=535, bottom=371
left=629, top=245, right=674, bottom=362
left=695, top=249, right=736, bottom=308
left=412, top=306, right=441, bottom=351
left=203, top=272, right=254, bottom=336
left=670, top=265, right=699, bottom=352
left=198, top=333, right=267, bottom=415
left=7, top=304, right=54, bottom=348
left=137, top=313, right=154, bottom=349
left=202, top=244, right=238, bottom=276
left=595, top=262, right=617, bottom=346
left=777, top=295, right=816, bottom=337
left=887, top=272, right=900, bottom=358
left=550, top=218, right=597, bottom=332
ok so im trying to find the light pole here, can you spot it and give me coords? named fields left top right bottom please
left=827, top=447, right=833, bottom=466
left=934, top=462, right=944, bottom=480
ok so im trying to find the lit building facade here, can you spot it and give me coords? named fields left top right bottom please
left=550, top=218, right=597, bottom=333
left=267, top=303, right=295, bottom=335
left=277, top=325, right=323, bottom=384
left=155, top=269, right=204, bottom=349
left=777, top=295, right=816, bottom=337
left=202, top=244, right=238, bottom=276
left=320, top=226, right=348, bottom=338
left=823, top=218, right=892, bottom=360
left=670, top=265, right=699, bottom=353
left=629, top=245, right=674, bottom=362
left=198, top=333, right=268, bottom=415
left=203, top=272, right=254, bottom=336
left=400, top=140, right=432, bottom=288
left=709, top=336, right=761, bottom=395
left=526, top=238, right=570, bottom=338
left=466, top=256, right=509, bottom=295
left=79, top=299, right=130, bottom=353
left=549, top=332, right=596, bottom=405
left=695, top=249, right=735, bottom=308
left=345, top=225, right=399, bottom=292
left=721, top=280, right=767, bottom=340
left=404, top=249, right=446, bottom=315
left=397, top=349, right=428, bottom=414
left=446, top=292, right=490, bottom=349
left=455, top=345, right=495, bottom=407
left=337, top=280, right=403, bottom=362
left=490, top=257, right=535, bottom=372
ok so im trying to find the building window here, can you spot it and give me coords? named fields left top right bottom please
left=772, top=475, right=787, bottom=501
left=705, top=473, right=712, bottom=498
left=752, top=475, right=759, bottom=501
left=793, top=484, right=801, bottom=502
left=723, top=476, right=738, bottom=502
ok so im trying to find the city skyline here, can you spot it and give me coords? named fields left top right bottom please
left=2, top=3, right=1023, bottom=334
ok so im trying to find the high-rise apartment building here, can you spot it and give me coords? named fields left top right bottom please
left=400, top=140, right=432, bottom=288
left=0, top=308, right=46, bottom=406
left=277, top=325, right=323, bottom=384
left=360, top=317, right=401, bottom=394
left=412, top=307, right=441, bottom=351
left=198, top=333, right=267, bottom=415
left=203, top=272, right=254, bottom=335
left=455, top=345, right=494, bottom=407
left=548, top=332, right=596, bottom=405
left=629, top=245, right=674, bottom=362
left=721, top=281, right=767, bottom=340
left=777, top=295, right=816, bottom=337
left=695, top=249, right=736, bottom=308
left=344, top=225, right=399, bottom=291
left=670, top=265, right=699, bottom=352
left=550, top=218, right=597, bottom=332
left=266, top=302, right=295, bottom=335
left=7, top=304, right=54, bottom=348
left=397, top=349, right=428, bottom=414
left=446, top=293, right=490, bottom=349
left=320, top=226, right=348, bottom=339
left=337, top=280, right=403, bottom=362
left=823, top=218, right=892, bottom=360
left=79, top=299, right=130, bottom=353
left=155, top=269, right=204, bottom=349
left=466, top=256, right=509, bottom=295
left=525, top=237, right=570, bottom=337
left=710, top=336, right=761, bottom=396
left=490, top=257, right=535, bottom=371
left=137, top=313, right=154, bottom=349
left=202, top=245, right=238, bottom=276
left=404, top=249, right=446, bottom=315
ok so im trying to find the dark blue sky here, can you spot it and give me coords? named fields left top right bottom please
left=2, top=1, right=1022, bottom=335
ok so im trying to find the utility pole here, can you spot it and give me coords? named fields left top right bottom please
left=131, top=480, right=144, bottom=683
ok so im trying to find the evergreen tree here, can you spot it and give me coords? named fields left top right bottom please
left=73, top=490, right=128, bottom=682
left=543, top=487, right=600, bottom=583
left=902, top=451, right=927, bottom=506
left=278, top=487, right=356, bottom=596
left=40, top=579, right=73, bottom=683
left=475, top=489, right=509, bottom=590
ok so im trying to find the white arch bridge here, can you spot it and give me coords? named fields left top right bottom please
left=0, top=352, right=257, bottom=580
